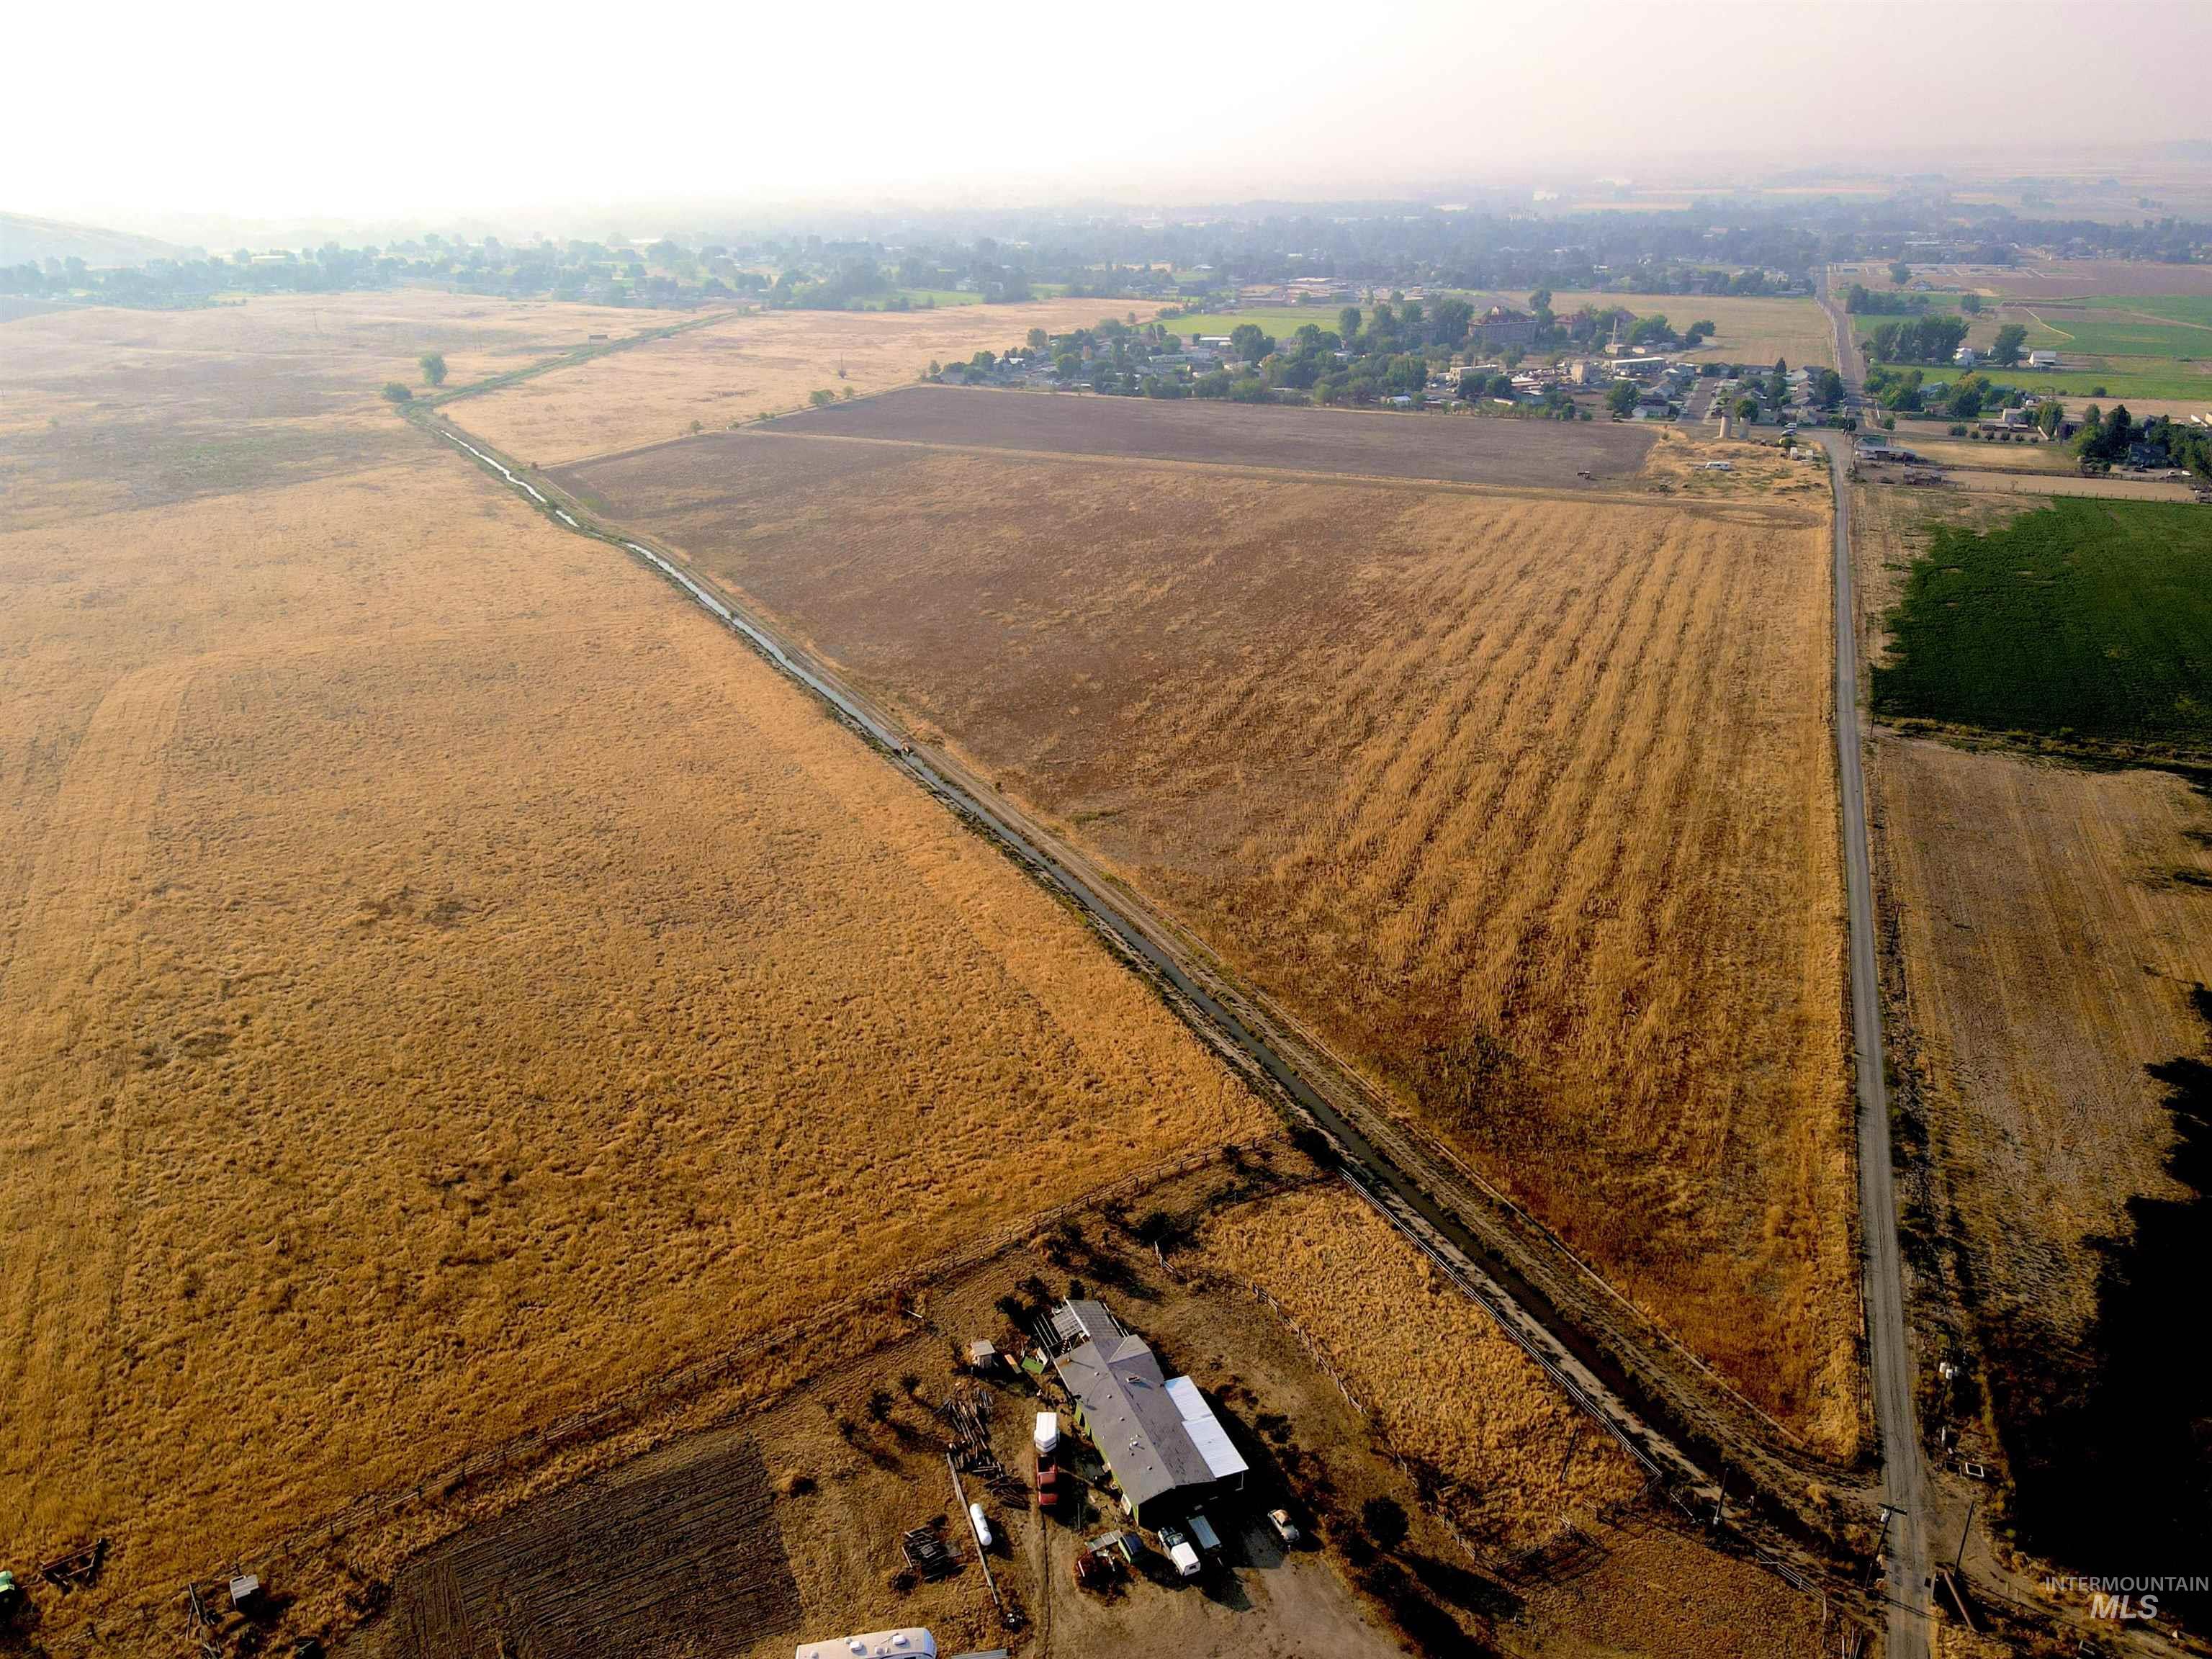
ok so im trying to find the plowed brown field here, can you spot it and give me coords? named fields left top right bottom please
left=749, top=382, right=1656, bottom=483
left=559, top=428, right=1860, bottom=1452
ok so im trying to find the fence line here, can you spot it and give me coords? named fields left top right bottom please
left=1331, top=1169, right=1869, bottom=1627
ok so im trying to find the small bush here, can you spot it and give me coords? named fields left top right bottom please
left=380, top=382, right=413, bottom=404
left=1362, top=1496, right=1410, bottom=1552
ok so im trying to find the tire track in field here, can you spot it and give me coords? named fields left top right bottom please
left=0, top=655, right=195, bottom=1544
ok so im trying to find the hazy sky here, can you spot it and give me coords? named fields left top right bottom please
left=12, top=0, right=2212, bottom=233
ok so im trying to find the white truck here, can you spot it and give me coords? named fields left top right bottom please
left=1156, top=1525, right=1202, bottom=1578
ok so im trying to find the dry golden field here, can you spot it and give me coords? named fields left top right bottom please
left=0, top=291, right=696, bottom=531
left=1196, top=1185, right=1642, bottom=1550
left=1479, top=290, right=1837, bottom=368
left=0, top=298, right=1264, bottom=1642
left=1875, top=437, right=2077, bottom=474
left=565, top=425, right=1860, bottom=1452
left=453, top=297, right=1161, bottom=464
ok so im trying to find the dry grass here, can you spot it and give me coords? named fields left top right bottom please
left=0, top=302, right=1265, bottom=1640
left=1509, top=1513, right=1833, bottom=1658
left=0, top=291, right=692, bottom=529
left=1884, top=438, right=2077, bottom=474
left=1640, top=428, right=1832, bottom=498
left=454, top=297, right=1164, bottom=464
left=1196, top=1186, right=1641, bottom=1550
left=567, top=431, right=1861, bottom=1452
left=1924, top=468, right=2197, bottom=502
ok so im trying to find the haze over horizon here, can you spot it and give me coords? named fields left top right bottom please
left=14, top=0, right=2212, bottom=243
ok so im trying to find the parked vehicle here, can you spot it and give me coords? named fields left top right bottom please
left=1156, top=1526, right=1202, bottom=1578
left=1267, top=1508, right=1300, bottom=1545
left=1187, top=1512, right=1223, bottom=1556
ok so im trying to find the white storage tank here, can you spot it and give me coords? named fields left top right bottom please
left=968, top=1501, right=994, bottom=1550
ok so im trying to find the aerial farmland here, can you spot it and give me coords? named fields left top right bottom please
left=14, top=48, right=2212, bottom=1654
left=554, top=383, right=1858, bottom=1456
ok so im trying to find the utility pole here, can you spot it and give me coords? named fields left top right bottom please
left=1953, top=1495, right=1977, bottom=1575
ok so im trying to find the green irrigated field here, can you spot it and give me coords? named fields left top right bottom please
left=1873, top=498, right=2212, bottom=746
left=1868, top=361, right=2212, bottom=405
left=1158, top=304, right=1353, bottom=339
left=854, top=288, right=983, bottom=310
left=2095, top=295, right=2212, bottom=330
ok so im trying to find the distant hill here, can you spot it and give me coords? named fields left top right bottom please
left=0, top=212, right=184, bottom=266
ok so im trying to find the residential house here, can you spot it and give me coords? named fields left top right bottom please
left=1045, top=1301, right=1249, bottom=1529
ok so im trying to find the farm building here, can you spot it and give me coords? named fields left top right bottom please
left=1043, top=1301, right=1248, bottom=1527
left=2028, top=349, right=2060, bottom=369
left=1470, top=305, right=1538, bottom=350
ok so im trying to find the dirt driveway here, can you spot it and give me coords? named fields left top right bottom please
left=1038, top=1507, right=1408, bottom=1659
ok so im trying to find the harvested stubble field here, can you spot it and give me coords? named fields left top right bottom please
left=0, top=297, right=1266, bottom=1646
left=1950, top=259, right=2212, bottom=300
left=450, top=297, right=1164, bottom=465
left=561, top=421, right=1860, bottom=1452
left=749, top=382, right=1657, bottom=484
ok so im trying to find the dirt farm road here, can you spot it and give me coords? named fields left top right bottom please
left=1817, top=275, right=1934, bottom=1659
left=423, top=403, right=1879, bottom=1610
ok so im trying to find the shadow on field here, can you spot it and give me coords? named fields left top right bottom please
left=1987, top=986, right=2212, bottom=1633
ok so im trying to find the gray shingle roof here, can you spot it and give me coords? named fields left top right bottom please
left=1051, top=1305, right=1244, bottom=1513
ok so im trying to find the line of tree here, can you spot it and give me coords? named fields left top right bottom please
left=2076, top=404, right=2211, bottom=475
left=1844, top=284, right=1940, bottom=315
left=1863, top=315, right=1972, bottom=364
